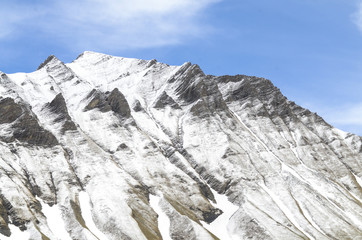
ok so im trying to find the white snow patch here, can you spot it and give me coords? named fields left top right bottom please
left=201, top=189, right=239, bottom=240
left=149, top=194, right=171, bottom=240
left=0, top=224, right=30, bottom=240
left=190, top=221, right=215, bottom=240
left=353, top=173, right=362, bottom=188
left=332, top=127, right=348, bottom=139
left=79, top=192, right=109, bottom=240
left=38, top=198, right=72, bottom=240
left=7, top=72, right=28, bottom=84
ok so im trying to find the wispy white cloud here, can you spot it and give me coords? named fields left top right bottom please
left=352, top=1, right=362, bottom=32
left=308, top=102, right=362, bottom=135
left=0, top=0, right=220, bottom=50
left=0, top=3, right=39, bottom=39
left=327, top=103, right=362, bottom=126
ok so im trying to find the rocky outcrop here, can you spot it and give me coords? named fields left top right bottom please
left=0, top=97, right=58, bottom=147
left=0, top=196, right=10, bottom=237
left=85, top=88, right=131, bottom=119
left=85, top=89, right=111, bottom=112
left=0, top=97, right=23, bottom=124
left=153, top=91, right=180, bottom=109
left=106, top=88, right=131, bottom=118
left=171, top=63, right=206, bottom=104
left=37, top=55, right=57, bottom=70
left=46, top=93, right=77, bottom=133
left=132, top=100, right=143, bottom=112
left=216, top=75, right=326, bottom=122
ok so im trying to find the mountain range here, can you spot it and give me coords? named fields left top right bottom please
left=0, top=51, right=361, bottom=240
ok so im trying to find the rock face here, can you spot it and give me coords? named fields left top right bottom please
left=0, top=51, right=361, bottom=240
left=85, top=88, right=131, bottom=119
left=0, top=97, right=58, bottom=146
left=46, top=93, right=77, bottom=133
left=153, top=91, right=180, bottom=110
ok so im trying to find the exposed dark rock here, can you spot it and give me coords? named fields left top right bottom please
left=202, top=208, right=223, bottom=224
left=75, top=52, right=86, bottom=61
left=62, top=120, right=77, bottom=133
left=190, top=100, right=210, bottom=118
left=0, top=98, right=58, bottom=147
left=196, top=167, right=231, bottom=194
left=0, top=223, right=10, bottom=237
left=217, top=75, right=330, bottom=125
left=186, top=77, right=228, bottom=117
left=46, top=172, right=57, bottom=206
left=146, top=59, right=157, bottom=68
left=23, top=170, right=42, bottom=197
left=37, top=55, right=57, bottom=70
left=0, top=197, right=10, bottom=237
left=197, top=182, right=215, bottom=203
left=132, top=100, right=143, bottom=112
left=0, top=98, right=23, bottom=124
left=85, top=89, right=111, bottom=112
left=27, top=199, right=42, bottom=215
left=46, top=93, right=77, bottom=133
left=106, top=88, right=131, bottom=118
left=168, top=62, right=200, bottom=83
left=0, top=193, right=28, bottom=232
left=153, top=91, right=180, bottom=109
left=48, top=93, right=69, bottom=120
left=0, top=72, right=9, bottom=83
left=169, top=63, right=207, bottom=104
left=117, top=143, right=128, bottom=150
left=175, top=79, right=205, bottom=104
left=85, top=88, right=131, bottom=119
left=12, top=113, right=59, bottom=147
left=216, top=75, right=272, bottom=103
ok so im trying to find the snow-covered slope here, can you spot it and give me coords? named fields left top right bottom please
left=0, top=51, right=361, bottom=240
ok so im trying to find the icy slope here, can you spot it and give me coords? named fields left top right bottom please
left=0, top=51, right=361, bottom=240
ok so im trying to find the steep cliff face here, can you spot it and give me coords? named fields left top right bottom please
left=0, top=52, right=361, bottom=240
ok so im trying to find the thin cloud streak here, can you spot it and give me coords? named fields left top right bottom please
left=352, top=1, right=362, bottom=33
left=314, top=102, right=362, bottom=135
left=328, top=103, right=362, bottom=125
left=0, top=3, right=40, bottom=39
left=0, top=0, right=220, bottom=50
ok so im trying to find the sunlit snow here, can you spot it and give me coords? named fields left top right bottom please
left=79, top=191, right=109, bottom=240
left=0, top=224, right=30, bottom=240
left=201, top=189, right=239, bottom=240
left=38, top=198, right=72, bottom=240
left=149, top=194, right=171, bottom=240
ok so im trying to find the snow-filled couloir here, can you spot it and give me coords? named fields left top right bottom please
left=0, top=51, right=361, bottom=240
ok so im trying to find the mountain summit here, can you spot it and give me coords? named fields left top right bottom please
left=0, top=51, right=361, bottom=240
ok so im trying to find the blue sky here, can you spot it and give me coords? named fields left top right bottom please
left=1, top=0, right=362, bottom=135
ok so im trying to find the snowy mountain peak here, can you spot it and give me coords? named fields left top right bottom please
left=37, top=55, right=62, bottom=70
left=0, top=53, right=361, bottom=240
